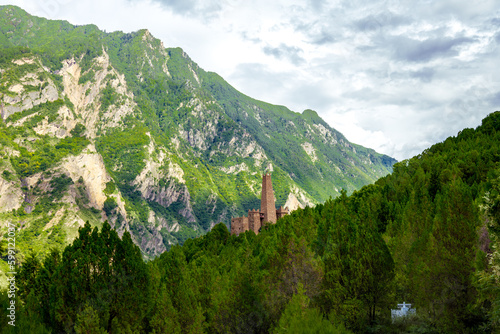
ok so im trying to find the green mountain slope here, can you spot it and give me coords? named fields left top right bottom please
left=0, top=5, right=395, bottom=260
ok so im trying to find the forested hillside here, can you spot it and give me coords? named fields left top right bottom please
left=3, top=111, right=500, bottom=333
left=0, top=5, right=395, bottom=263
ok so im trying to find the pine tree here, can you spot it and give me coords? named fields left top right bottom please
left=426, top=178, right=478, bottom=330
left=320, top=195, right=394, bottom=329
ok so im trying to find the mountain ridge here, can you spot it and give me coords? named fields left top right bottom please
left=0, top=5, right=396, bottom=260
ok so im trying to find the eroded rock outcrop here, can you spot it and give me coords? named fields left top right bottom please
left=0, top=177, right=23, bottom=212
left=61, top=144, right=110, bottom=209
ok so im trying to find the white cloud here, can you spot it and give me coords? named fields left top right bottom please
left=2, top=0, right=500, bottom=160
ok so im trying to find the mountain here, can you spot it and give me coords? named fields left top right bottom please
left=0, top=5, right=396, bottom=259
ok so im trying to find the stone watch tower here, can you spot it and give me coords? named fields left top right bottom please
left=260, top=173, right=277, bottom=224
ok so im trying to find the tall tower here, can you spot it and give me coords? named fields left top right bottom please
left=260, top=173, right=277, bottom=224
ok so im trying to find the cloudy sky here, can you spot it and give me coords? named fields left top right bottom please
left=4, top=0, right=500, bottom=160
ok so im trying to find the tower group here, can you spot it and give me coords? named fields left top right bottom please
left=230, top=174, right=288, bottom=235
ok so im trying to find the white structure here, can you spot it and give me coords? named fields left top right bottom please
left=391, top=302, right=416, bottom=320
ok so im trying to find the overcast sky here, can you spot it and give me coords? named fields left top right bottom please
left=4, top=0, right=500, bottom=160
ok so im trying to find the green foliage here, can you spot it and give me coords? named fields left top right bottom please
left=273, top=284, right=352, bottom=334
left=0, top=45, right=30, bottom=65
left=70, top=123, right=86, bottom=137
left=103, top=181, right=116, bottom=195
left=99, top=82, right=118, bottom=111
left=49, top=174, right=73, bottom=200
left=78, top=68, right=95, bottom=85
left=0, top=5, right=104, bottom=71
left=95, top=124, right=148, bottom=184
left=103, top=196, right=118, bottom=216
left=16, top=222, right=150, bottom=332
left=0, top=288, right=51, bottom=333
left=95, top=124, right=150, bottom=227
left=314, top=191, right=395, bottom=330
left=371, top=111, right=500, bottom=332
left=64, top=95, right=75, bottom=111
left=11, top=135, right=89, bottom=177
left=1, top=169, right=12, bottom=181
left=74, top=303, right=108, bottom=334
left=148, top=281, right=181, bottom=334
left=170, top=225, right=200, bottom=244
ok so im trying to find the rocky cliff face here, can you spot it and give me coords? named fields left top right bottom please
left=61, top=144, right=111, bottom=210
left=0, top=5, right=396, bottom=259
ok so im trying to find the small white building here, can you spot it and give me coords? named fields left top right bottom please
left=391, top=302, right=416, bottom=320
